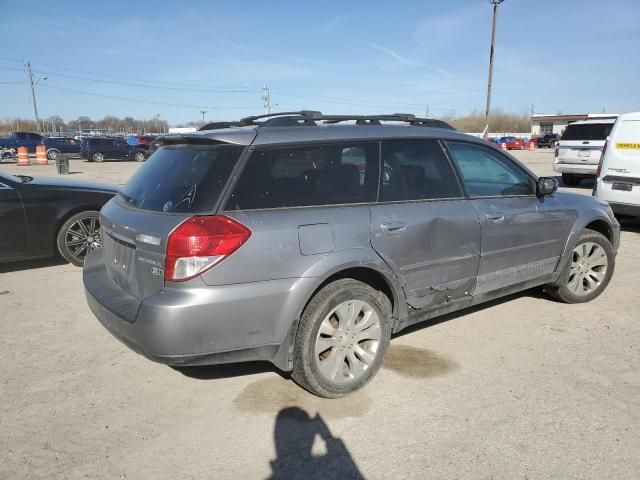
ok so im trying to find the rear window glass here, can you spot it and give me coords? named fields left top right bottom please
left=225, top=142, right=378, bottom=210
left=561, top=123, right=613, bottom=141
left=118, top=144, right=243, bottom=213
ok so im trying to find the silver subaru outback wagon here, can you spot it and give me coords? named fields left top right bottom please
left=84, top=111, right=620, bottom=398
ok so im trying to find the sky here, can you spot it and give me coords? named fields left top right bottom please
left=1, top=0, right=639, bottom=125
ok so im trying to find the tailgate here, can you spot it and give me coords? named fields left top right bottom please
left=557, top=140, right=605, bottom=165
left=101, top=198, right=188, bottom=301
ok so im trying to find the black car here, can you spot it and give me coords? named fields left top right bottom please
left=0, top=172, right=118, bottom=266
left=80, top=137, right=148, bottom=163
left=41, top=137, right=81, bottom=160
left=536, top=133, right=560, bottom=148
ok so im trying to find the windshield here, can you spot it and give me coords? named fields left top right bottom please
left=561, top=123, right=613, bottom=141
left=118, top=144, right=244, bottom=213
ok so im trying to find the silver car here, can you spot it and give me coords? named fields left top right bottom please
left=84, top=111, right=620, bottom=398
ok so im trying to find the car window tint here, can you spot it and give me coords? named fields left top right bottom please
left=447, top=141, right=534, bottom=197
left=119, top=144, right=243, bottom=213
left=226, top=142, right=378, bottom=210
left=561, top=123, right=613, bottom=141
left=380, top=139, right=461, bottom=201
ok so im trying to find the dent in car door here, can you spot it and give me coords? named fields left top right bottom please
left=445, top=140, right=566, bottom=295
left=0, top=181, right=28, bottom=259
left=369, top=139, right=481, bottom=309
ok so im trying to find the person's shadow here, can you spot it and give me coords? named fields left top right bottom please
left=267, top=407, right=365, bottom=480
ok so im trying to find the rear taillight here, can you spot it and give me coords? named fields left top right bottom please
left=165, top=215, right=251, bottom=282
left=596, top=140, right=608, bottom=178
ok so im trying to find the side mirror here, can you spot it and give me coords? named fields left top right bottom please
left=537, top=177, right=558, bottom=196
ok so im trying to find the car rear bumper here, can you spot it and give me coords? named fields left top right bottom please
left=553, top=162, right=597, bottom=175
left=83, top=249, right=311, bottom=369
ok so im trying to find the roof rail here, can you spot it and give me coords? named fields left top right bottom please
left=198, top=110, right=455, bottom=131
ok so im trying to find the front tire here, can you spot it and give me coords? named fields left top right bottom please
left=92, top=152, right=104, bottom=163
left=134, top=151, right=145, bottom=162
left=56, top=211, right=102, bottom=266
left=291, top=279, right=392, bottom=398
left=546, top=229, right=614, bottom=303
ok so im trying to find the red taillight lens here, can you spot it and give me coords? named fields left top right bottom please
left=165, top=215, right=251, bottom=282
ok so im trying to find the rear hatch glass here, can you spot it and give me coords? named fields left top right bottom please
left=561, top=123, right=613, bottom=141
left=118, top=144, right=244, bottom=213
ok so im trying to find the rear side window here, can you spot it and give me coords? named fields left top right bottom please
left=380, top=139, right=461, bottom=201
left=119, top=144, right=243, bottom=213
left=226, top=142, right=378, bottom=210
left=561, top=123, right=613, bottom=141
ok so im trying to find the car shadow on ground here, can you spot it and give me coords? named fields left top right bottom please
left=0, top=256, right=68, bottom=274
left=619, top=216, right=640, bottom=233
left=267, top=407, right=365, bottom=480
left=173, top=361, right=289, bottom=381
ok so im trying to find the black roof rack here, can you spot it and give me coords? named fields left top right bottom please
left=199, top=110, right=455, bottom=131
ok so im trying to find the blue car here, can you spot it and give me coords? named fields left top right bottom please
left=80, top=137, right=148, bottom=163
left=41, top=137, right=81, bottom=161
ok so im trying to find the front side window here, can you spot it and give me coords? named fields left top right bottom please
left=380, top=139, right=461, bottom=201
left=226, top=142, right=378, bottom=210
left=446, top=141, right=534, bottom=197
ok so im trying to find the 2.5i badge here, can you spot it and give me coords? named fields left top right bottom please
left=150, top=267, right=164, bottom=276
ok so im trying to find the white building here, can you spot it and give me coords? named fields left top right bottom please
left=168, top=127, right=198, bottom=134
left=531, top=113, right=618, bottom=136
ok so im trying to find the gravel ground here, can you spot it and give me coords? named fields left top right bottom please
left=1, top=149, right=639, bottom=480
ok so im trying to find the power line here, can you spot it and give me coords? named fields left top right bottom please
left=39, top=83, right=260, bottom=110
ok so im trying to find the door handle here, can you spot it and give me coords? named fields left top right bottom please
left=380, top=221, right=407, bottom=234
left=485, top=214, right=505, bottom=224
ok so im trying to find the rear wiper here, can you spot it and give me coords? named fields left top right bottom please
left=15, top=175, right=33, bottom=183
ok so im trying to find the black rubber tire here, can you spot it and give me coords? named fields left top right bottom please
left=291, top=278, right=392, bottom=398
left=56, top=210, right=101, bottom=267
left=546, top=229, right=614, bottom=304
left=134, top=151, right=146, bottom=162
left=92, top=152, right=104, bottom=163
left=562, top=173, right=580, bottom=187
left=46, top=149, right=59, bottom=161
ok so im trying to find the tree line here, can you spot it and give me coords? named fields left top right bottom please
left=0, top=115, right=170, bottom=134
left=0, top=109, right=532, bottom=135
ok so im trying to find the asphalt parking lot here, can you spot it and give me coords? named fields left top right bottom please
left=1, top=149, right=639, bottom=479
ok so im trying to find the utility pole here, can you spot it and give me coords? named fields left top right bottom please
left=425, top=105, right=430, bottom=118
left=484, top=0, right=504, bottom=138
left=27, top=62, right=41, bottom=133
left=262, top=86, right=271, bottom=114
left=200, top=110, right=206, bottom=124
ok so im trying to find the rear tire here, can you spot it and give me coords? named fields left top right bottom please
left=46, top=149, right=59, bottom=161
left=134, top=151, right=145, bottom=162
left=56, top=211, right=102, bottom=267
left=92, top=152, right=104, bottom=163
left=546, top=229, right=614, bottom=303
left=291, top=279, right=392, bottom=398
left=562, top=173, right=580, bottom=187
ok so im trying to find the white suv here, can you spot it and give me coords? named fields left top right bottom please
left=554, top=118, right=616, bottom=186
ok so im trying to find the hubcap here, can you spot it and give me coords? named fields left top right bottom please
left=65, top=216, right=102, bottom=261
left=314, top=299, right=382, bottom=384
left=567, top=242, right=608, bottom=296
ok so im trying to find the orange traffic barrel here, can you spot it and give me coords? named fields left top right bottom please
left=528, top=141, right=535, bottom=151
left=17, top=146, right=30, bottom=166
left=501, top=143, right=507, bottom=150
left=35, top=144, right=48, bottom=165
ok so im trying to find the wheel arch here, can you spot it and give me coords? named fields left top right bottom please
left=271, top=251, right=407, bottom=372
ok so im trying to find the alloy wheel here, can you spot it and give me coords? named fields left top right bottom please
left=64, top=216, right=102, bottom=262
left=314, top=299, right=382, bottom=384
left=567, top=242, right=608, bottom=296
